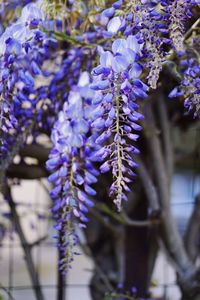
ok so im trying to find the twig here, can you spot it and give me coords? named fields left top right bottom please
left=96, top=203, right=155, bottom=227
left=184, top=17, right=200, bottom=40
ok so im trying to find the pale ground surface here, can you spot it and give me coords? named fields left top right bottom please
left=0, top=172, right=199, bottom=300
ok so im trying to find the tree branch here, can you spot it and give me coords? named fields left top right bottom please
left=121, top=211, right=159, bottom=227
left=19, top=144, right=50, bottom=163
left=135, top=156, right=160, bottom=218
left=95, top=203, right=155, bottom=227
left=114, top=226, right=126, bottom=284
left=89, top=207, right=117, bottom=233
left=144, top=100, right=197, bottom=290
left=157, top=92, right=174, bottom=179
left=185, top=194, right=200, bottom=262
left=7, top=163, right=48, bottom=179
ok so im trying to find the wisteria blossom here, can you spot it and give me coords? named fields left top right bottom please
left=0, top=0, right=200, bottom=276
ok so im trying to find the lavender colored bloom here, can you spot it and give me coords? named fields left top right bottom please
left=91, top=36, right=148, bottom=211
left=102, top=7, right=115, bottom=18
left=47, top=71, right=100, bottom=272
left=107, top=17, right=122, bottom=34
left=0, top=1, right=58, bottom=162
left=169, top=58, right=200, bottom=117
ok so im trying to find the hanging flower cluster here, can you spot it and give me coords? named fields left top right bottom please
left=47, top=72, right=100, bottom=271
left=0, top=2, right=58, bottom=162
left=168, top=20, right=200, bottom=117
left=169, top=58, right=200, bottom=117
left=90, top=36, right=148, bottom=211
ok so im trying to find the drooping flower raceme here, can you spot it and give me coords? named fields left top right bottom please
left=90, top=36, right=148, bottom=211
left=47, top=72, right=100, bottom=272
left=169, top=58, right=200, bottom=117
left=99, top=0, right=167, bottom=89
left=0, top=2, right=58, bottom=162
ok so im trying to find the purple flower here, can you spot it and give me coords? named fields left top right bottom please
left=90, top=36, right=148, bottom=211
left=47, top=71, right=100, bottom=272
left=107, top=17, right=122, bottom=34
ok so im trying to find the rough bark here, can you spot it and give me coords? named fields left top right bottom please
left=185, top=194, right=200, bottom=262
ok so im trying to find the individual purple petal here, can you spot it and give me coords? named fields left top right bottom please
left=102, top=7, right=115, bottom=18
left=92, top=95, right=103, bottom=105
left=129, top=63, right=143, bottom=78
left=71, top=135, right=83, bottom=147
left=80, top=216, right=89, bottom=223
left=50, top=185, right=62, bottom=198
left=78, top=190, right=89, bottom=202
left=112, top=39, right=127, bottom=54
left=127, top=133, right=139, bottom=141
left=112, top=0, right=123, bottom=9
left=104, top=93, right=113, bottom=103
left=84, top=184, right=96, bottom=196
left=127, top=160, right=138, bottom=168
left=91, top=118, right=105, bottom=129
left=31, top=61, right=42, bottom=75
left=126, top=35, right=141, bottom=53
left=73, top=208, right=80, bottom=218
left=75, top=174, right=84, bottom=185
left=96, top=130, right=111, bottom=144
left=107, top=17, right=122, bottom=34
left=85, top=171, right=98, bottom=184
left=121, top=79, right=132, bottom=93
left=121, top=48, right=136, bottom=64
left=124, top=125, right=132, bottom=133
left=5, top=38, right=22, bottom=55
left=100, top=161, right=110, bottom=173
left=93, top=107, right=104, bottom=118
left=59, top=166, right=68, bottom=177
left=92, top=65, right=110, bottom=76
left=108, top=107, right=115, bottom=119
left=105, top=117, right=113, bottom=127
left=90, top=80, right=109, bottom=90
left=46, top=156, right=61, bottom=170
left=112, top=55, right=129, bottom=73
left=168, top=87, right=183, bottom=98
left=48, top=171, right=59, bottom=183
left=100, top=51, right=113, bottom=67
